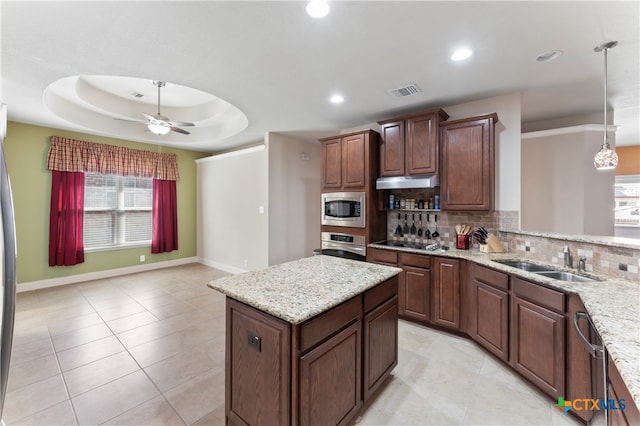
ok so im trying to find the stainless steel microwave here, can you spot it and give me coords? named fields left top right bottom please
left=321, top=192, right=366, bottom=228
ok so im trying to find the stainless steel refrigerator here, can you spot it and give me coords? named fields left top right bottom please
left=0, top=106, right=17, bottom=425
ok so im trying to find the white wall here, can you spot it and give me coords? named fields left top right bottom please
left=196, top=146, right=269, bottom=272
left=521, top=125, right=615, bottom=236
left=267, top=133, right=321, bottom=265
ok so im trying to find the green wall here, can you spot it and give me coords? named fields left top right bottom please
left=4, top=121, right=209, bottom=285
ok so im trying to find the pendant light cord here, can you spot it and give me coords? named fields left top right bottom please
left=603, top=47, right=609, bottom=149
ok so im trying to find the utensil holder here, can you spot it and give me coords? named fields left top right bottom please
left=479, top=234, right=505, bottom=253
left=456, top=234, right=471, bottom=250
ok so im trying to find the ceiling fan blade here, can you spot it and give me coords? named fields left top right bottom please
left=114, top=117, right=147, bottom=124
left=170, top=126, right=190, bottom=135
left=167, top=120, right=195, bottom=127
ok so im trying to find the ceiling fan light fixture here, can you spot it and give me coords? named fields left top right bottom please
left=306, top=1, right=329, bottom=18
left=451, top=48, right=472, bottom=61
left=593, top=41, right=619, bottom=170
left=148, top=122, right=171, bottom=136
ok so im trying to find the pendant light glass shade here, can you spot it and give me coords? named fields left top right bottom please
left=593, top=41, right=618, bottom=170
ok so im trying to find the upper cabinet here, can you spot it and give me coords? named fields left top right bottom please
left=440, top=113, right=498, bottom=211
left=378, top=108, right=449, bottom=177
left=320, top=130, right=379, bottom=191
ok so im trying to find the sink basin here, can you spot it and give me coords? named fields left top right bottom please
left=494, top=260, right=555, bottom=273
left=534, top=271, right=598, bottom=283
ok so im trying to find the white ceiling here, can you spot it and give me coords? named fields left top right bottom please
left=2, top=1, right=639, bottom=153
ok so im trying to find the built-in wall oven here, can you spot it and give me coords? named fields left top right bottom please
left=321, top=192, right=365, bottom=228
left=321, top=232, right=366, bottom=262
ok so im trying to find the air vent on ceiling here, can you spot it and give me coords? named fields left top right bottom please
left=387, top=84, right=422, bottom=98
left=128, top=90, right=144, bottom=98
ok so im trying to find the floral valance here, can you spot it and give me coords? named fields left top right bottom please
left=47, top=136, right=179, bottom=181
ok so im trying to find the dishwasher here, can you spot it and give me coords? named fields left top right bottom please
left=574, top=311, right=607, bottom=425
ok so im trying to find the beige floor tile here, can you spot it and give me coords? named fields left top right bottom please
left=103, top=395, right=186, bottom=426
left=57, top=335, right=126, bottom=371
left=143, top=343, right=222, bottom=393
left=106, top=311, right=159, bottom=334
left=71, top=370, right=160, bottom=425
left=11, top=399, right=78, bottom=426
left=10, top=336, right=55, bottom=364
left=51, top=322, right=113, bottom=352
left=63, top=351, right=140, bottom=397
left=97, top=301, right=146, bottom=322
left=7, top=352, right=60, bottom=391
left=86, top=294, right=137, bottom=311
left=3, top=374, right=69, bottom=423
left=47, top=312, right=105, bottom=336
left=163, top=369, right=225, bottom=425
left=168, top=285, right=215, bottom=302
left=137, top=294, right=183, bottom=310
left=128, top=331, right=188, bottom=368
left=116, top=321, right=176, bottom=349
left=146, top=300, right=195, bottom=320
left=192, top=403, right=225, bottom=426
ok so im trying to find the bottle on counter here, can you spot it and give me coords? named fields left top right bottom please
left=389, top=194, right=395, bottom=210
left=434, top=195, right=440, bottom=210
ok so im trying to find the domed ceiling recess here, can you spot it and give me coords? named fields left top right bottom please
left=43, top=75, right=248, bottom=148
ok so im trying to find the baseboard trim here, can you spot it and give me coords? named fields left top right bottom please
left=198, top=257, right=246, bottom=275
left=17, top=257, right=200, bottom=293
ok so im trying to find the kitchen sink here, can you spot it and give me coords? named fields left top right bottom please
left=533, top=271, right=598, bottom=283
left=493, top=260, right=555, bottom=273
left=494, top=260, right=599, bottom=282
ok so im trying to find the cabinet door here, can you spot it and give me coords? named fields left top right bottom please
left=440, top=114, right=497, bottom=210
left=341, top=132, right=367, bottom=188
left=321, top=137, right=342, bottom=189
left=433, top=258, right=460, bottom=329
left=226, top=299, right=291, bottom=426
left=472, top=281, right=509, bottom=361
left=299, top=320, right=362, bottom=426
left=399, top=266, right=430, bottom=322
left=363, top=296, right=398, bottom=402
left=406, top=113, right=438, bottom=175
left=510, top=296, right=565, bottom=399
left=379, top=121, right=405, bottom=177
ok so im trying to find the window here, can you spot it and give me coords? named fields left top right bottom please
left=614, top=174, right=640, bottom=238
left=84, top=173, right=153, bottom=249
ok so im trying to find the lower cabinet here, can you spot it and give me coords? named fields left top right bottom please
left=433, top=257, right=461, bottom=330
left=470, top=264, right=509, bottom=361
left=226, top=276, right=398, bottom=426
left=608, top=357, right=640, bottom=426
left=398, top=253, right=431, bottom=322
left=510, top=277, right=566, bottom=399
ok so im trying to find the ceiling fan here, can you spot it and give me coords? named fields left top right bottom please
left=119, top=81, right=195, bottom=135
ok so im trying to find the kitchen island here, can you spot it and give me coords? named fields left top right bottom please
left=207, top=255, right=402, bottom=426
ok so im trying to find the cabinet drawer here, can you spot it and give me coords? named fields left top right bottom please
left=299, top=295, right=362, bottom=353
left=367, top=248, right=398, bottom=265
left=364, top=276, right=398, bottom=313
left=472, top=264, right=508, bottom=291
left=399, top=252, right=430, bottom=269
left=512, top=277, right=565, bottom=313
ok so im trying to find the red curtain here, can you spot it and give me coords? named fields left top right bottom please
left=152, top=179, right=178, bottom=253
left=49, top=171, right=85, bottom=266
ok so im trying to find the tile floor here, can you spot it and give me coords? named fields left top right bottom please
left=7, top=263, right=582, bottom=425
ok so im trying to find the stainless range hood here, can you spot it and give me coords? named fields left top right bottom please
left=376, top=175, right=439, bottom=189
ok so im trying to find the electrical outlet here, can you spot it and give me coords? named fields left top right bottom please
left=619, top=263, right=628, bottom=271
left=140, top=255, right=145, bottom=262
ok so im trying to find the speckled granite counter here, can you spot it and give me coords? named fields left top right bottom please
left=369, top=243, right=640, bottom=408
left=207, top=255, right=402, bottom=324
left=368, top=242, right=640, bottom=411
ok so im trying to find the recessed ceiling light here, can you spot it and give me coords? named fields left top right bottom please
left=536, top=50, right=563, bottom=63
left=330, top=95, right=344, bottom=103
left=306, top=1, right=330, bottom=18
left=451, top=48, right=473, bottom=61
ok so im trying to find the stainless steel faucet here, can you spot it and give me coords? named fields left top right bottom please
left=578, top=257, right=587, bottom=273
left=563, top=246, right=573, bottom=268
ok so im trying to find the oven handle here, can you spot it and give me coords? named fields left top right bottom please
left=573, top=311, right=604, bottom=359
left=321, top=241, right=366, bottom=255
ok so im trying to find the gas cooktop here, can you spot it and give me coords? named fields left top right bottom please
left=374, top=240, right=445, bottom=251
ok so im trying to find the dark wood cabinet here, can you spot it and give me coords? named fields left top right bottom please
left=363, top=294, right=398, bottom=401
left=398, top=253, right=431, bottom=322
left=378, top=108, right=449, bottom=177
left=440, top=113, right=498, bottom=211
left=510, top=277, right=565, bottom=399
left=470, top=264, right=509, bottom=361
left=320, top=130, right=373, bottom=191
left=433, top=257, right=461, bottom=330
left=608, top=357, right=640, bottom=426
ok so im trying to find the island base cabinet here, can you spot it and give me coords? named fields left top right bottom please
left=299, top=321, right=362, bottom=426
left=363, top=295, right=398, bottom=401
left=226, top=299, right=291, bottom=426
left=510, top=296, right=565, bottom=399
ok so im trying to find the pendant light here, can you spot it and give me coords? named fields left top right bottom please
left=593, top=41, right=618, bottom=170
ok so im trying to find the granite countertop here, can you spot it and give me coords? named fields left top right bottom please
left=207, top=255, right=402, bottom=324
left=368, top=242, right=640, bottom=411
